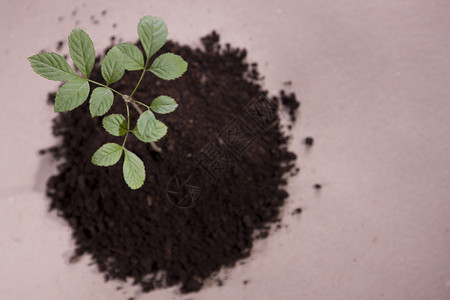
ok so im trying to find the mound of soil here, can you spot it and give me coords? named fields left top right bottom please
left=43, top=32, right=299, bottom=294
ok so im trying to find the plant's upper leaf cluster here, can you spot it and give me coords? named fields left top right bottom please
left=27, top=15, right=188, bottom=190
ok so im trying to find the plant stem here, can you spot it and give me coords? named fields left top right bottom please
left=122, top=102, right=130, bottom=148
left=126, top=101, right=130, bottom=131
left=87, top=79, right=124, bottom=97
left=129, top=68, right=146, bottom=99
left=122, top=132, right=129, bottom=148
left=133, top=100, right=150, bottom=109
left=123, top=95, right=162, bottom=153
left=130, top=100, right=143, bottom=114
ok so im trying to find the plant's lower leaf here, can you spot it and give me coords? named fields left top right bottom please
left=123, top=149, right=145, bottom=189
left=91, top=143, right=123, bottom=167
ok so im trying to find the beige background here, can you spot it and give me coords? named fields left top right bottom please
left=1, top=0, right=450, bottom=299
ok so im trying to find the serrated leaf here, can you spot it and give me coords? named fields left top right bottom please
left=54, top=77, right=89, bottom=112
left=68, top=28, right=95, bottom=77
left=27, top=52, right=78, bottom=81
left=132, top=119, right=168, bottom=143
left=91, top=143, right=123, bottom=167
left=137, top=16, right=168, bottom=60
left=136, top=110, right=156, bottom=137
left=150, top=95, right=178, bottom=114
left=102, top=114, right=128, bottom=136
left=149, top=53, right=187, bottom=80
left=89, top=87, right=114, bottom=117
left=101, top=46, right=125, bottom=85
left=123, top=149, right=145, bottom=189
left=116, top=43, right=144, bottom=71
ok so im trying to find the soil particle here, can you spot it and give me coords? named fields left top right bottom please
left=56, top=41, right=64, bottom=51
left=292, top=208, right=302, bottom=215
left=44, top=32, right=300, bottom=294
left=280, top=90, right=299, bottom=121
left=304, top=137, right=314, bottom=147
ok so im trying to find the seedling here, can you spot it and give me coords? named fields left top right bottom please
left=28, top=16, right=187, bottom=190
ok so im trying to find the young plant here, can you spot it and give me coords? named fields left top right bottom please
left=28, top=16, right=187, bottom=190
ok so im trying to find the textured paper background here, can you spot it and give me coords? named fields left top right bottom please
left=1, top=0, right=449, bottom=299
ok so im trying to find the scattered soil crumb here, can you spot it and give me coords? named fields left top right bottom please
left=280, top=90, right=299, bottom=121
left=56, top=41, right=64, bottom=51
left=292, top=208, right=302, bottom=215
left=304, top=137, right=314, bottom=147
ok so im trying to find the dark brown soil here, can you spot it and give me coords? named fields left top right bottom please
left=43, top=32, right=299, bottom=294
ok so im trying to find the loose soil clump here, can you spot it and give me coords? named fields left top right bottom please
left=44, top=32, right=300, bottom=294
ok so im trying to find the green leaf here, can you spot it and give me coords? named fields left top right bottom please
left=27, top=52, right=78, bottom=81
left=150, top=95, right=178, bottom=114
left=149, top=53, right=187, bottom=80
left=123, top=149, right=145, bottom=189
left=54, top=77, right=89, bottom=112
left=102, top=114, right=128, bottom=136
left=91, top=143, right=123, bottom=167
left=68, top=28, right=95, bottom=77
left=132, top=119, right=168, bottom=143
left=116, top=43, right=144, bottom=71
left=101, top=46, right=125, bottom=85
left=136, top=110, right=156, bottom=137
left=89, top=87, right=114, bottom=117
left=137, top=16, right=168, bottom=60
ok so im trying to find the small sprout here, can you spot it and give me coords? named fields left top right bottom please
left=28, top=16, right=188, bottom=190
